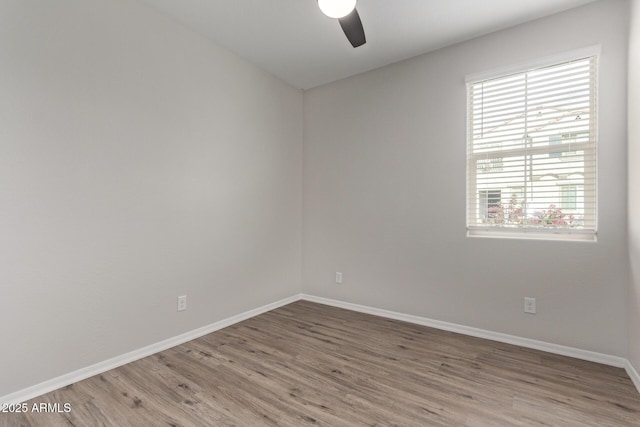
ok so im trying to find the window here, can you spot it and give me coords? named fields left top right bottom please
left=466, top=51, right=597, bottom=240
left=549, top=135, right=563, bottom=158
left=560, top=185, right=578, bottom=210
left=479, top=190, right=502, bottom=222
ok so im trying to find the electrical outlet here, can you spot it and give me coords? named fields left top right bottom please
left=524, top=297, right=536, bottom=314
left=177, top=295, right=187, bottom=312
left=335, top=272, right=343, bottom=284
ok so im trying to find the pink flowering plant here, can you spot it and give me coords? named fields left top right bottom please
left=506, top=194, right=526, bottom=225
left=485, top=194, right=524, bottom=225
left=531, top=204, right=575, bottom=227
left=484, top=195, right=576, bottom=228
left=486, top=204, right=505, bottom=224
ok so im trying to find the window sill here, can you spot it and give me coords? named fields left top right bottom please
left=466, top=228, right=597, bottom=242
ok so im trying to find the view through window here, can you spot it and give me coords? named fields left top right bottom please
left=466, top=54, right=597, bottom=239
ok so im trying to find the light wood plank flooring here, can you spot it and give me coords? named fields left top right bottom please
left=3, top=300, right=640, bottom=426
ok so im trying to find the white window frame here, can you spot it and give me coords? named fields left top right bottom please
left=465, top=46, right=600, bottom=242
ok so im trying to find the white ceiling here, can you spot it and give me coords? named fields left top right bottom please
left=138, top=0, right=598, bottom=90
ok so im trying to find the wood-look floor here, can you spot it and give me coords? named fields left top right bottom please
left=3, top=300, right=640, bottom=426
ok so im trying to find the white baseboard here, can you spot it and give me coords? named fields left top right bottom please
left=0, top=294, right=301, bottom=406
left=300, top=294, right=629, bottom=369
left=4, top=292, right=638, bottom=404
left=627, top=360, right=640, bottom=393
left=300, top=294, right=640, bottom=394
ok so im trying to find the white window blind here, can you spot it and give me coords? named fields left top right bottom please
left=466, top=55, right=597, bottom=239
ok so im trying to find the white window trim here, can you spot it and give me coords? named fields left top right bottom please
left=465, top=46, right=600, bottom=242
left=465, top=45, right=601, bottom=85
left=467, top=228, right=597, bottom=243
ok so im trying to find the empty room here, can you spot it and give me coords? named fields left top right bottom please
left=2, top=0, right=640, bottom=425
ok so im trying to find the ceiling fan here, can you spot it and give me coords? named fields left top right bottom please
left=317, top=0, right=366, bottom=48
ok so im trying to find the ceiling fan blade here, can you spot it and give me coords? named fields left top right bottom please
left=338, top=8, right=366, bottom=48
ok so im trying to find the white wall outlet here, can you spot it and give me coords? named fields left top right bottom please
left=335, top=272, right=343, bottom=284
left=177, top=295, right=187, bottom=312
left=524, top=297, right=536, bottom=314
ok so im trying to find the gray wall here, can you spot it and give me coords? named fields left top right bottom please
left=0, top=0, right=302, bottom=396
left=2, top=0, right=635, bottom=400
left=629, top=0, right=640, bottom=376
left=303, top=0, right=629, bottom=356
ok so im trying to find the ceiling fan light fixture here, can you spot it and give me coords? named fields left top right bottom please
left=318, top=0, right=357, bottom=19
